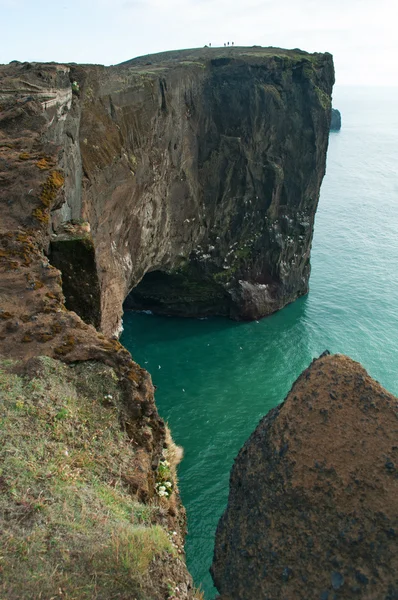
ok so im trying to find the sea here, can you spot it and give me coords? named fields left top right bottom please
left=121, top=85, right=398, bottom=598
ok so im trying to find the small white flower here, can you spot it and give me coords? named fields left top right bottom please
left=165, top=481, right=172, bottom=488
left=159, top=485, right=166, bottom=492
left=64, top=450, right=69, bottom=456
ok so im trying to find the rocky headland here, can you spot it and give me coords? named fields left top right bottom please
left=0, top=46, right=335, bottom=598
left=1, top=46, right=334, bottom=338
left=212, top=353, right=398, bottom=600
left=330, top=107, right=342, bottom=131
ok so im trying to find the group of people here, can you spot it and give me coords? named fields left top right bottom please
left=206, top=42, right=235, bottom=47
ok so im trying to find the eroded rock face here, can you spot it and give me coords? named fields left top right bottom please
left=0, top=48, right=333, bottom=337
left=0, top=60, right=195, bottom=599
left=74, top=48, right=334, bottom=334
left=212, top=354, right=398, bottom=600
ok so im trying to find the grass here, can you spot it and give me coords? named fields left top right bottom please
left=0, top=356, right=181, bottom=599
left=314, top=85, right=331, bottom=110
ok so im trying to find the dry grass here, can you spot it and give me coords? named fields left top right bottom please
left=0, top=356, right=177, bottom=599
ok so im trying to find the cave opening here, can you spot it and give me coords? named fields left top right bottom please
left=48, top=234, right=102, bottom=329
left=123, top=268, right=232, bottom=319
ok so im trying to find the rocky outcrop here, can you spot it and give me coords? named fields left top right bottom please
left=0, top=61, right=196, bottom=599
left=330, top=107, right=341, bottom=130
left=2, top=46, right=334, bottom=337
left=212, top=354, right=398, bottom=600
left=81, top=48, right=334, bottom=333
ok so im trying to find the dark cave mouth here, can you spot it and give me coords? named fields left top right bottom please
left=123, top=268, right=231, bottom=318
left=48, top=234, right=102, bottom=329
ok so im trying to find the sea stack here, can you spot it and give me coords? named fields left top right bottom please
left=212, top=354, right=398, bottom=600
left=330, top=107, right=342, bottom=130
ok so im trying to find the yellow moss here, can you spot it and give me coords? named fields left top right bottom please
left=32, top=207, right=49, bottom=225
left=54, top=333, right=76, bottom=356
left=21, top=334, right=33, bottom=343
left=127, top=368, right=142, bottom=384
left=26, top=277, right=44, bottom=291
left=0, top=312, right=14, bottom=320
left=39, top=171, right=64, bottom=208
left=0, top=234, right=36, bottom=267
left=102, top=339, right=124, bottom=353
left=45, top=292, right=58, bottom=300
left=18, top=152, right=30, bottom=161
left=7, top=261, right=19, bottom=271
left=35, top=332, right=55, bottom=343
left=50, top=322, right=64, bottom=334
left=36, top=158, right=52, bottom=170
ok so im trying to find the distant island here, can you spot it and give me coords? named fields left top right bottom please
left=330, top=107, right=342, bottom=130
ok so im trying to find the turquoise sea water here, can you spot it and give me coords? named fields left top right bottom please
left=121, top=86, right=398, bottom=598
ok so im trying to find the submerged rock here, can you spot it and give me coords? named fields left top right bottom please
left=212, top=354, right=398, bottom=600
left=330, top=107, right=341, bottom=130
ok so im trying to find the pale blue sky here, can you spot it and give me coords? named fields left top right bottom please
left=1, top=0, right=396, bottom=85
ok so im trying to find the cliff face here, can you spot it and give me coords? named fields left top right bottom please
left=0, top=47, right=334, bottom=337
left=0, top=62, right=196, bottom=599
left=211, top=354, right=398, bottom=600
left=74, top=48, right=334, bottom=335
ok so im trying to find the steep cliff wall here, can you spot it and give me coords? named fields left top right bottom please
left=47, top=47, right=333, bottom=336
left=0, top=61, right=196, bottom=599
left=212, top=354, right=398, bottom=600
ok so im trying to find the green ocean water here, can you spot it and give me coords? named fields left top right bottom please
left=121, top=85, right=398, bottom=598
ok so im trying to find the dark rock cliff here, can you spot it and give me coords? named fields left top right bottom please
left=78, top=48, right=334, bottom=335
left=2, top=46, right=334, bottom=337
left=330, top=107, right=341, bottom=130
left=211, top=354, right=398, bottom=600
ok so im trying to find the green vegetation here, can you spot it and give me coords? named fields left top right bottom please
left=314, top=85, right=332, bottom=110
left=155, top=458, right=173, bottom=498
left=213, top=243, right=253, bottom=284
left=0, top=357, right=177, bottom=599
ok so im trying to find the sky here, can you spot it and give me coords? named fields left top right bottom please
left=1, top=0, right=397, bottom=86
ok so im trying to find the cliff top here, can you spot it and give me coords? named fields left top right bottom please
left=0, top=45, right=331, bottom=73
left=118, top=45, right=330, bottom=69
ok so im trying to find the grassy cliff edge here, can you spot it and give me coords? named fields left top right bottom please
left=0, top=357, right=199, bottom=599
